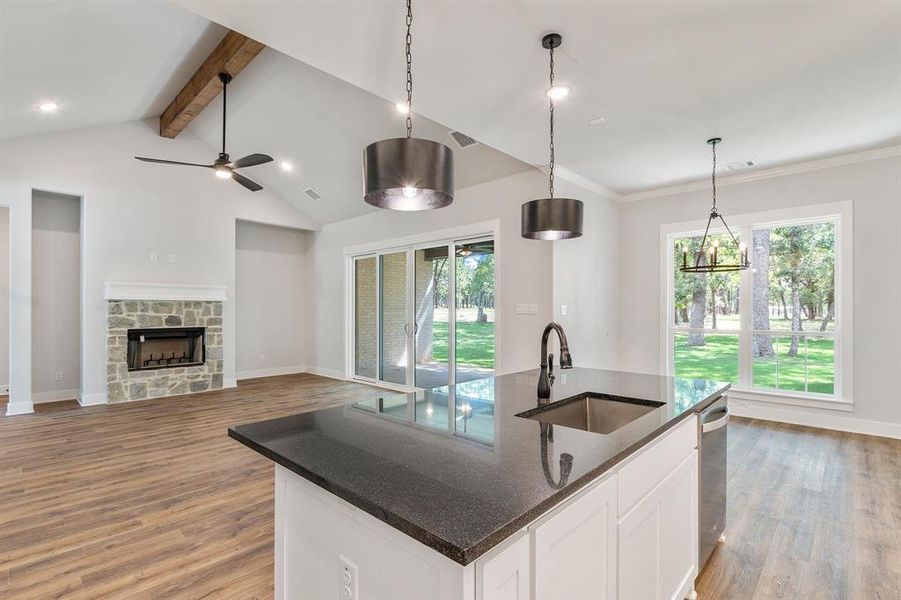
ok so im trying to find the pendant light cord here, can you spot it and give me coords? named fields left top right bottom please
left=548, top=44, right=556, bottom=200
left=405, top=0, right=413, bottom=138
left=221, top=77, right=227, bottom=155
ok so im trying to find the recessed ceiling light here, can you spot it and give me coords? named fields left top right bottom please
left=589, top=116, right=606, bottom=126
left=546, top=85, right=570, bottom=100
left=36, top=101, right=60, bottom=113
left=280, top=161, right=294, bottom=172
left=395, top=102, right=410, bottom=114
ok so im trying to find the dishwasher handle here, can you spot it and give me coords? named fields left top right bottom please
left=702, top=405, right=730, bottom=433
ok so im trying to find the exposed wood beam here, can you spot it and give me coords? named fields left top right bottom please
left=159, top=30, right=265, bottom=139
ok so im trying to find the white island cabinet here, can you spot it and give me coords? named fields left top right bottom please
left=274, top=414, right=700, bottom=600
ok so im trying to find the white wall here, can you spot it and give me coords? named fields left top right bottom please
left=552, top=181, right=621, bottom=371
left=307, top=170, right=615, bottom=379
left=31, top=191, right=81, bottom=399
left=0, top=120, right=318, bottom=412
left=0, top=207, right=8, bottom=393
left=617, top=156, right=901, bottom=432
left=236, top=220, right=310, bottom=378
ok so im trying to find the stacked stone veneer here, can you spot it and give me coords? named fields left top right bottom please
left=106, top=300, right=223, bottom=402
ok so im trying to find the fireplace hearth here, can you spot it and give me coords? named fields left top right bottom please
left=127, top=327, right=205, bottom=371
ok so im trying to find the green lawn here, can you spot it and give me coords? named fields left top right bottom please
left=432, top=322, right=495, bottom=368
left=673, top=333, right=834, bottom=394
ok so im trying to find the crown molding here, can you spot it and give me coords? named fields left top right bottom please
left=539, top=165, right=622, bottom=201
left=619, top=145, right=901, bottom=203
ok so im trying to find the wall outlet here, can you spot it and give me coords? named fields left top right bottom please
left=560, top=304, right=568, bottom=316
left=54, top=371, right=63, bottom=381
left=168, top=253, right=177, bottom=263
left=340, top=555, right=358, bottom=600
left=528, top=303, right=538, bottom=315
left=515, top=303, right=528, bottom=315
left=149, top=252, right=158, bottom=262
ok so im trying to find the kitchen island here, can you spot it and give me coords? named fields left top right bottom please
left=230, top=368, right=729, bottom=600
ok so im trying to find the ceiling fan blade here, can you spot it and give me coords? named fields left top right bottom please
left=230, top=153, right=274, bottom=169
left=232, top=172, right=263, bottom=192
left=135, top=157, right=213, bottom=168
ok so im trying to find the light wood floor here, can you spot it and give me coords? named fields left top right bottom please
left=1, top=375, right=898, bottom=599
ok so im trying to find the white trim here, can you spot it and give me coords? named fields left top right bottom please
left=551, top=166, right=622, bottom=201
left=731, top=400, right=901, bottom=440
left=104, top=282, right=228, bottom=302
left=236, top=365, right=306, bottom=381
left=32, top=389, right=78, bottom=404
left=5, top=402, right=34, bottom=416
left=223, top=377, right=238, bottom=389
left=343, top=220, right=500, bottom=256
left=623, top=145, right=901, bottom=202
left=660, top=201, right=853, bottom=409
left=78, top=391, right=107, bottom=406
left=305, top=366, right=346, bottom=381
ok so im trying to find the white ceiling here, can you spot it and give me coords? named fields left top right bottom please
left=0, top=1, right=226, bottom=139
left=0, top=1, right=531, bottom=224
left=188, top=48, right=531, bottom=224
left=177, top=0, right=901, bottom=195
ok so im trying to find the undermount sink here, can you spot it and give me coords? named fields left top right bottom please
left=519, top=393, right=664, bottom=434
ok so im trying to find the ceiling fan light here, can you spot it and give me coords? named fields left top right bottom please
left=214, top=166, right=232, bottom=179
left=521, top=197, right=584, bottom=240
left=364, top=137, right=454, bottom=210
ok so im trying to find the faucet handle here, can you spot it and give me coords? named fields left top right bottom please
left=548, top=353, right=556, bottom=382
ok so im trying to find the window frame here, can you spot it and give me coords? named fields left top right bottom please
left=660, top=202, right=853, bottom=409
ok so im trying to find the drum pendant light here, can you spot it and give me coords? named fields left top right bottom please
left=363, top=0, right=454, bottom=211
left=521, top=33, right=583, bottom=240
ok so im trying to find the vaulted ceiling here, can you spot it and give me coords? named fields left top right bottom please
left=177, top=0, right=901, bottom=194
left=2, top=1, right=899, bottom=224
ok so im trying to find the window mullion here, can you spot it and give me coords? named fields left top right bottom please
left=737, top=225, right=753, bottom=388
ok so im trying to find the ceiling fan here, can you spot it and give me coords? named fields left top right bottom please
left=135, top=73, right=272, bottom=192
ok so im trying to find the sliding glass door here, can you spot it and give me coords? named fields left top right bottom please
left=379, top=252, right=408, bottom=385
left=351, top=236, right=495, bottom=389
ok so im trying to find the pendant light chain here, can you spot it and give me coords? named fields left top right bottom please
left=710, top=138, right=717, bottom=212
left=548, top=44, right=556, bottom=200
left=405, top=0, right=413, bottom=138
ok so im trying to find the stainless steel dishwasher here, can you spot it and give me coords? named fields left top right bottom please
left=699, top=395, right=729, bottom=570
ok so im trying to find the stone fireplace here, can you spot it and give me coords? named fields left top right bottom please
left=105, top=283, right=226, bottom=403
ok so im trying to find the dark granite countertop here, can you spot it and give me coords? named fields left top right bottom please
left=229, top=368, right=729, bottom=565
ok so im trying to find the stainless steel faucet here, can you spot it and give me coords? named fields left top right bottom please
left=538, top=322, right=573, bottom=401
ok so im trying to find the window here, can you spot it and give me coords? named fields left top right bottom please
left=664, top=204, right=851, bottom=404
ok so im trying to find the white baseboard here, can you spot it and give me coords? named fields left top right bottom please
left=223, top=377, right=238, bottom=389
left=236, top=365, right=306, bottom=381
left=730, top=400, right=901, bottom=440
left=32, top=389, right=79, bottom=404
left=78, top=391, right=108, bottom=406
left=5, top=402, right=34, bottom=416
left=304, top=366, right=346, bottom=381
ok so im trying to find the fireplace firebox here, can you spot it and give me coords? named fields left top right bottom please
left=127, top=327, right=205, bottom=371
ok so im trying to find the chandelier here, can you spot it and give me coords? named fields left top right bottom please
left=680, top=138, right=749, bottom=273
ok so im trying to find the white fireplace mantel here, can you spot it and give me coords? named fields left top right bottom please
left=104, top=282, right=228, bottom=302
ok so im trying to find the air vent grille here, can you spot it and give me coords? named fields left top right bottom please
left=303, top=187, right=322, bottom=200
left=448, top=130, right=479, bottom=149
left=726, top=160, right=755, bottom=171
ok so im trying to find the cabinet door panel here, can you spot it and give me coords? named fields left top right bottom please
left=532, top=475, right=617, bottom=600
left=660, top=452, right=698, bottom=599
left=618, top=492, right=661, bottom=600
left=477, top=532, right=530, bottom=600
left=618, top=451, right=698, bottom=600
